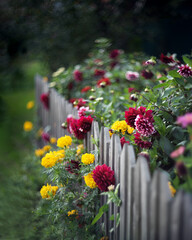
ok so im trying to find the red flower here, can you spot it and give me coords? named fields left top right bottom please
left=77, top=116, right=93, bottom=133
left=92, top=164, right=115, bottom=192
left=68, top=82, right=74, bottom=90
left=97, top=78, right=111, bottom=88
left=65, top=160, right=80, bottom=174
left=70, top=118, right=86, bottom=139
left=128, top=88, right=136, bottom=93
left=73, top=70, right=83, bottom=82
left=41, top=132, right=50, bottom=142
left=40, top=93, right=49, bottom=109
left=110, top=61, right=118, bottom=69
left=125, top=107, right=139, bottom=128
left=141, top=70, right=153, bottom=79
left=120, top=137, right=129, bottom=148
left=81, top=86, right=91, bottom=93
left=69, top=98, right=77, bottom=104
left=134, top=132, right=152, bottom=149
left=74, top=98, right=87, bottom=109
left=160, top=53, right=174, bottom=64
left=135, top=115, right=155, bottom=137
left=109, top=49, right=120, bottom=59
left=94, top=69, right=105, bottom=77
left=177, top=64, right=192, bottom=77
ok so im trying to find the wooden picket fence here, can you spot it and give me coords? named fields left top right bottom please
left=35, top=75, right=192, bottom=240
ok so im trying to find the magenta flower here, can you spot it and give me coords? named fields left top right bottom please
left=40, top=93, right=49, bottom=109
left=177, top=64, right=192, bottom=77
left=160, top=53, right=174, bottom=64
left=41, top=132, right=50, bottom=142
left=109, top=49, right=120, bottom=59
left=125, top=71, right=139, bottom=81
left=177, top=113, right=192, bottom=128
left=73, top=70, right=83, bottom=82
left=170, top=146, right=185, bottom=159
left=78, top=106, right=93, bottom=118
left=141, top=70, right=153, bottom=79
left=135, top=115, right=156, bottom=137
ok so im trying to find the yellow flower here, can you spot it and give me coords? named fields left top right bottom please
left=54, top=149, right=65, bottom=160
left=26, top=101, right=34, bottom=109
left=76, top=144, right=84, bottom=155
left=50, top=137, right=57, bottom=144
left=57, top=135, right=72, bottom=148
left=40, top=184, right=58, bottom=199
left=168, top=182, right=176, bottom=197
left=23, top=121, right=33, bottom=132
left=43, top=145, right=51, bottom=152
left=84, top=172, right=97, bottom=188
left=41, top=150, right=65, bottom=168
left=110, top=120, right=134, bottom=136
left=43, top=76, right=48, bottom=82
left=35, top=148, right=45, bottom=157
left=67, top=209, right=78, bottom=216
left=81, top=153, right=95, bottom=165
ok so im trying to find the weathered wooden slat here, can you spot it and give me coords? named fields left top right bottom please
left=182, top=193, right=192, bottom=240
left=93, top=121, right=99, bottom=164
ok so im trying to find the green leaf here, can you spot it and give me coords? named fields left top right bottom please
left=184, top=83, right=192, bottom=89
left=116, top=213, right=120, bottom=227
left=159, top=136, right=174, bottom=155
left=168, top=70, right=182, bottom=78
left=153, top=82, right=170, bottom=89
left=110, top=214, right=115, bottom=221
left=91, top=204, right=109, bottom=225
left=183, top=56, right=192, bottom=67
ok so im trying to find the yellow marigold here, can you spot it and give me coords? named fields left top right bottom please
left=43, top=145, right=51, bottom=152
left=111, top=120, right=134, bottom=135
left=76, top=144, right=84, bottom=155
left=81, top=153, right=95, bottom=165
left=67, top=209, right=78, bottom=216
left=35, top=148, right=45, bottom=157
left=168, top=182, right=176, bottom=197
left=41, top=151, right=58, bottom=168
left=84, top=172, right=97, bottom=188
left=50, top=137, right=57, bottom=144
left=54, top=149, right=65, bottom=160
left=57, top=135, right=72, bottom=148
left=40, top=184, right=58, bottom=199
left=26, top=101, right=34, bottom=109
left=23, top=121, right=33, bottom=132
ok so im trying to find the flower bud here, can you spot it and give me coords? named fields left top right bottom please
left=89, top=95, right=96, bottom=100
left=100, top=82, right=106, bottom=88
left=108, top=185, right=115, bottom=191
left=130, top=94, right=138, bottom=102
left=61, top=122, right=67, bottom=129
left=90, top=88, right=95, bottom=92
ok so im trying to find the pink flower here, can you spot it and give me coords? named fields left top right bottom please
left=125, top=71, right=139, bottom=81
left=120, top=137, right=129, bottom=148
left=78, top=106, right=93, bottom=118
left=177, top=64, right=192, bottom=77
left=92, top=164, right=115, bottom=192
left=73, top=70, right=83, bottom=82
left=109, top=49, right=120, bottom=59
left=141, top=70, right=153, bottom=79
left=40, top=93, right=49, bottom=109
left=170, top=146, right=185, bottom=158
left=177, top=113, right=192, bottom=128
left=134, top=132, right=152, bottom=149
left=41, top=132, right=50, bottom=142
left=160, top=53, right=174, bottom=64
left=135, top=115, right=156, bottom=137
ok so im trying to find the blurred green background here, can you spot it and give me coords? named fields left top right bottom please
left=0, top=0, right=192, bottom=238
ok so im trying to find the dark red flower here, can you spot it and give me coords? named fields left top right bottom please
left=125, top=107, right=139, bottom=128
left=134, top=132, right=152, bottom=149
left=175, top=161, right=187, bottom=178
left=97, top=78, right=111, bottom=88
left=141, top=70, right=154, bottom=79
left=69, top=98, right=78, bottom=104
left=70, top=118, right=86, bottom=140
left=77, top=116, right=93, bottom=133
left=68, top=82, right=74, bottom=90
left=128, top=87, right=136, bottom=93
left=177, top=64, right=192, bottom=77
left=65, top=160, right=80, bottom=174
left=66, top=115, right=74, bottom=134
left=94, top=69, right=105, bottom=77
left=40, top=93, right=49, bottom=109
left=74, top=98, right=87, bottom=110
left=110, top=61, right=118, bottom=69
left=41, top=132, right=50, bottom=142
left=73, top=70, right=83, bottom=82
left=109, top=49, right=120, bottom=59
left=160, top=53, right=174, bottom=64
left=92, top=164, right=115, bottom=192
left=81, top=86, right=91, bottom=93
left=120, top=137, right=129, bottom=148
left=135, top=115, right=155, bottom=137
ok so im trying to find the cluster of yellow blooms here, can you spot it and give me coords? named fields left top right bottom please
left=50, top=137, right=57, bottom=144
left=41, top=150, right=65, bottom=168
left=84, top=172, right=97, bottom=188
left=81, top=153, right=95, bottom=165
left=35, top=145, right=52, bottom=157
left=57, top=135, right=72, bottom=148
left=23, top=121, right=33, bottom=132
left=40, top=184, right=58, bottom=199
left=76, top=144, right=84, bottom=155
left=110, top=120, right=134, bottom=136
left=26, top=101, right=34, bottom=110
left=67, top=209, right=78, bottom=217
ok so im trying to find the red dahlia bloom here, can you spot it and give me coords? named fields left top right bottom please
left=81, top=86, right=91, bottom=93
left=120, top=137, right=130, bottom=148
left=177, top=64, right=192, bottom=77
left=141, top=70, right=153, bottom=79
left=125, top=107, right=139, bottom=128
left=69, top=98, right=78, bottom=104
left=73, top=70, right=83, bottom=82
left=97, top=78, right=111, bottom=87
left=41, top=132, right=50, bottom=142
left=109, top=49, right=120, bottom=59
left=70, top=118, right=86, bottom=140
left=92, top=164, right=115, bottom=192
left=134, top=132, right=152, bottom=149
left=40, top=93, right=49, bottom=109
left=160, top=53, right=174, bottom=64
left=135, top=115, right=155, bottom=137
left=74, top=98, right=87, bottom=109
left=65, top=160, right=80, bottom=174
left=66, top=115, right=74, bottom=134
left=94, top=69, right=105, bottom=77
left=77, top=116, right=93, bottom=133
left=68, top=82, right=74, bottom=90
